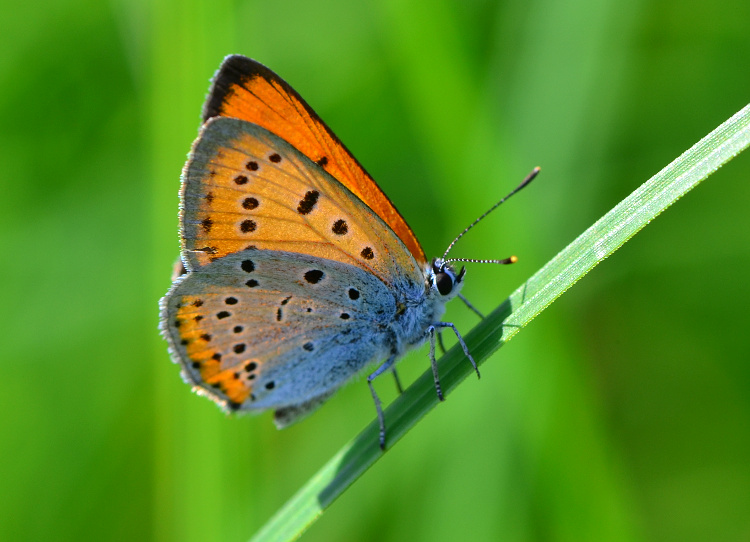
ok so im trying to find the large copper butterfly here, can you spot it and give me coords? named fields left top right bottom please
left=160, top=55, right=536, bottom=448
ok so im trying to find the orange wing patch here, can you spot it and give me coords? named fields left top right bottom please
left=201, top=55, right=426, bottom=266
left=173, top=296, right=254, bottom=407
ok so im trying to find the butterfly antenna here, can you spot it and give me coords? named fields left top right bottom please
left=442, top=167, right=540, bottom=264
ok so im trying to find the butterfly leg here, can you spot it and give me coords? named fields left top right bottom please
left=437, top=331, right=446, bottom=355
left=433, top=322, right=481, bottom=379
left=391, top=367, right=404, bottom=394
left=427, top=326, right=445, bottom=401
left=458, top=293, right=485, bottom=319
left=368, top=354, right=398, bottom=450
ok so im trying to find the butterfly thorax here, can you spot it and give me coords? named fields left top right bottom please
left=386, top=259, right=464, bottom=356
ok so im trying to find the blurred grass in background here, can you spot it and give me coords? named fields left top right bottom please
left=1, top=0, right=748, bottom=541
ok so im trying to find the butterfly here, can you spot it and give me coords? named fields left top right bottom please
left=160, top=55, right=537, bottom=448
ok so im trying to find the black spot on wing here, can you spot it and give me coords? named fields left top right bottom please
left=332, top=219, right=348, bottom=235
left=304, top=270, right=324, bottom=284
left=242, top=197, right=259, bottom=210
left=201, top=217, right=213, bottom=233
left=297, top=190, right=319, bottom=215
left=240, top=219, right=256, bottom=233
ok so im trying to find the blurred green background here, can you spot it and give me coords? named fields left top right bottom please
left=2, top=0, right=749, bottom=540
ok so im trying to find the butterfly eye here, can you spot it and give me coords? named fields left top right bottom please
left=434, top=271, right=454, bottom=296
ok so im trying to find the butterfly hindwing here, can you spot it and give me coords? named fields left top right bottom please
left=200, top=55, right=426, bottom=266
left=161, top=249, right=399, bottom=414
left=273, top=390, right=336, bottom=428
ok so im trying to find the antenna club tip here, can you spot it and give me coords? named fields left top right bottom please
left=509, top=255, right=518, bottom=264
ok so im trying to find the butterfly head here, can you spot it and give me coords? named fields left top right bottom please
left=429, top=258, right=466, bottom=299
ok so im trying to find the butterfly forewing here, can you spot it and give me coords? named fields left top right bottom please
left=201, top=55, right=426, bottom=266
left=181, top=118, right=422, bottom=287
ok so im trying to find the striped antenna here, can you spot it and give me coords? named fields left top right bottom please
left=442, top=167, right=540, bottom=264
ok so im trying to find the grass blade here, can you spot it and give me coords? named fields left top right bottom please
left=250, top=103, right=750, bottom=542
